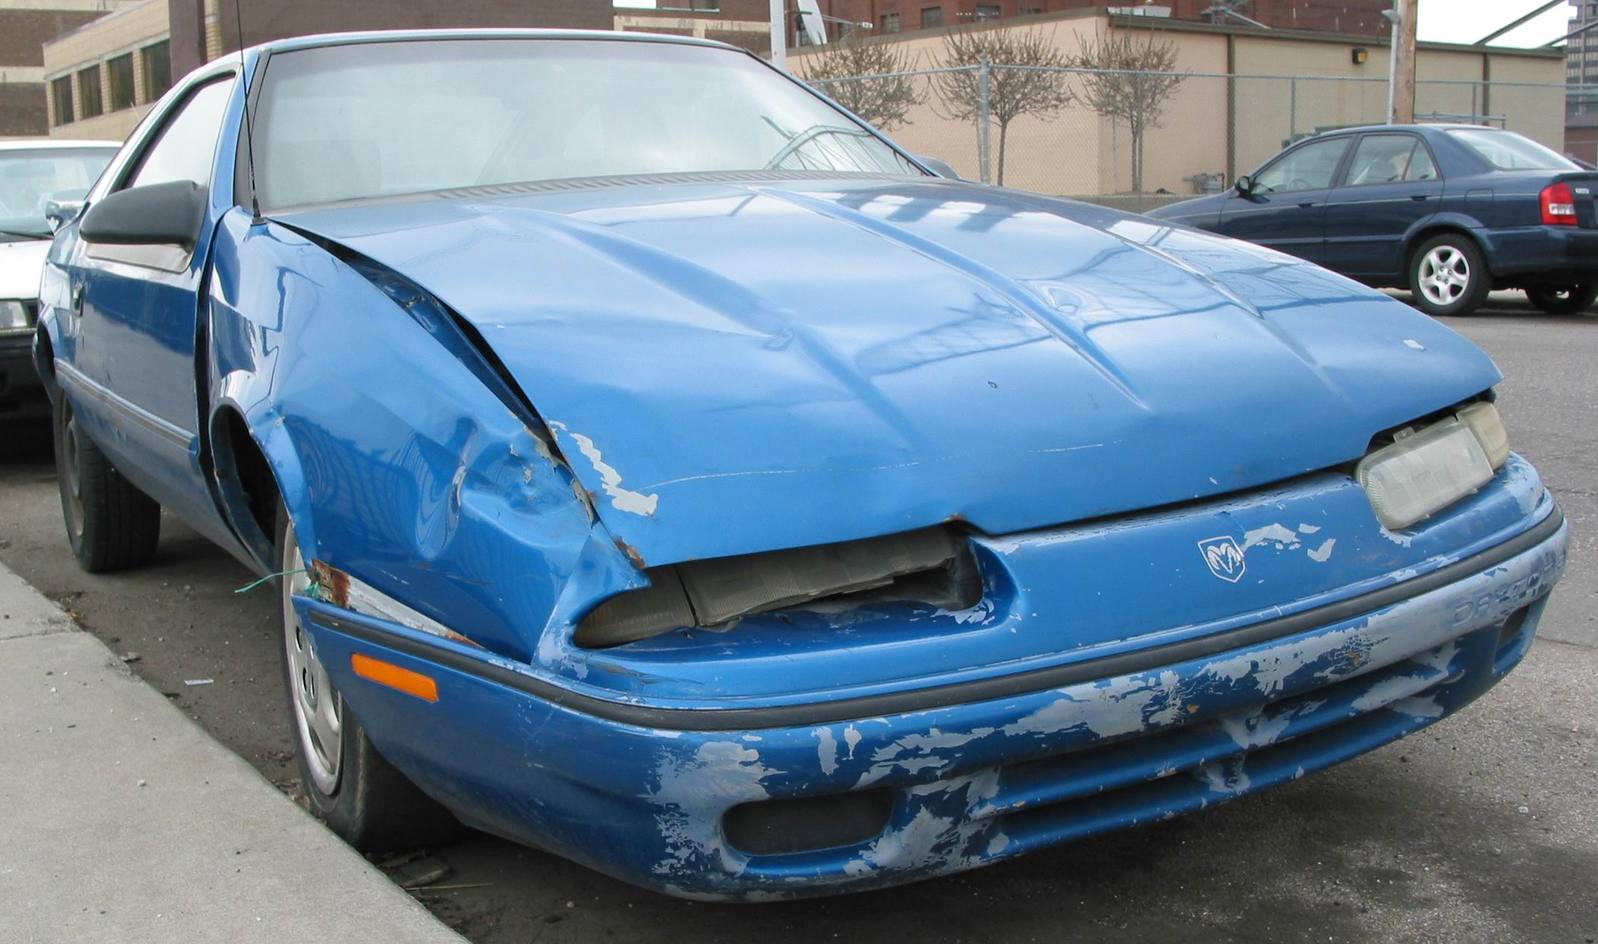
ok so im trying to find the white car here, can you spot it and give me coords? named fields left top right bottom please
left=1, top=139, right=118, bottom=420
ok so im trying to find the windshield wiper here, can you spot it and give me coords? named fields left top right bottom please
left=763, top=124, right=876, bottom=170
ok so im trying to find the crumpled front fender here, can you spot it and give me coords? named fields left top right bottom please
left=205, top=209, right=634, bottom=661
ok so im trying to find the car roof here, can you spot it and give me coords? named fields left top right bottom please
left=0, top=138, right=120, bottom=151
left=247, top=28, right=741, bottom=58
left=1303, top=123, right=1508, bottom=140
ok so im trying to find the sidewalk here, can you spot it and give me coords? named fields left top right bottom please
left=0, top=561, right=467, bottom=944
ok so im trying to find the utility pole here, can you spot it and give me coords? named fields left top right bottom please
left=1389, top=0, right=1418, bottom=123
left=770, top=0, right=787, bottom=70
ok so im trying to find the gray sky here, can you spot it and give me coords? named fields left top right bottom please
left=1418, top=0, right=1572, bottom=47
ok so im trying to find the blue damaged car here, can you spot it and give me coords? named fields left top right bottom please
left=35, top=30, right=1568, bottom=899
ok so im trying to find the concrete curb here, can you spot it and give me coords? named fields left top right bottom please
left=0, top=559, right=467, bottom=944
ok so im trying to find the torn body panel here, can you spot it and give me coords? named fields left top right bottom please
left=205, top=211, right=628, bottom=661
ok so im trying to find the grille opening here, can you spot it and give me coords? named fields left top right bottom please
left=1494, top=606, right=1533, bottom=664
left=724, top=789, right=895, bottom=857
left=575, top=526, right=981, bottom=649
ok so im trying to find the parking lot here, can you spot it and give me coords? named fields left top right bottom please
left=1, top=292, right=1594, bottom=944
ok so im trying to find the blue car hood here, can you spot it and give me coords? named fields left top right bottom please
left=278, top=175, right=1500, bottom=566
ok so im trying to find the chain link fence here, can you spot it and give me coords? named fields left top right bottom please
left=808, top=65, right=1570, bottom=205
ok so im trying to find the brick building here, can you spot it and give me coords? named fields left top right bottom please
left=0, top=1, right=135, bottom=138
left=616, top=0, right=773, bottom=53
left=42, top=0, right=609, bottom=140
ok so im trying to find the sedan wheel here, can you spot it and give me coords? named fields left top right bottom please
left=274, top=502, right=463, bottom=851
left=1408, top=234, right=1489, bottom=317
left=281, top=521, right=343, bottom=796
left=51, top=386, right=161, bottom=573
left=1526, top=283, right=1598, bottom=315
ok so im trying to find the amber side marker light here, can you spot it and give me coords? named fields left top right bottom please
left=351, top=653, right=439, bottom=703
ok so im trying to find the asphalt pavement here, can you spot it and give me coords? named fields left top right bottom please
left=0, top=290, right=1593, bottom=943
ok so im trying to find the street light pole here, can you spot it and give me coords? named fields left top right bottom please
left=771, top=0, right=787, bottom=69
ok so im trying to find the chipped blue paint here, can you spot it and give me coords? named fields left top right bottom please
left=35, top=31, right=1572, bottom=900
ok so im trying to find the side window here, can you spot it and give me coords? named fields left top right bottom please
left=1405, top=142, right=1438, bottom=181
left=1344, top=134, right=1417, bottom=186
left=122, top=77, right=236, bottom=191
left=1253, top=138, right=1349, bottom=193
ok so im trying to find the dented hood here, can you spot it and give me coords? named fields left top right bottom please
left=278, top=176, right=1501, bottom=566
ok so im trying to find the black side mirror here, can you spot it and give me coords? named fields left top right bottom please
left=79, top=180, right=206, bottom=249
left=1234, top=174, right=1255, bottom=196
left=917, top=155, right=962, bottom=180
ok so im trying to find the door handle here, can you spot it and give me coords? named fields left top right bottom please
left=1410, top=194, right=1430, bottom=201
left=70, top=282, right=84, bottom=314
left=1297, top=202, right=1316, bottom=208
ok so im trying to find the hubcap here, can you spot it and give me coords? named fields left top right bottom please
left=282, top=521, right=343, bottom=795
left=59, top=402, right=84, bottom=541
left=1418, top=245, right=1470, bottom=307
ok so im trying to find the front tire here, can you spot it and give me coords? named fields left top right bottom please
left=275, top=504, right=460, bottom=852
left=1409, top=234, right=1490, bottom=317
left=1526, top=283, right=1598, bottom=315
left=52, top=389, right=161, bottom=573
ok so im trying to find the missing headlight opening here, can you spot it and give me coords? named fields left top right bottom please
left=575, top=526, right=983, bottom=648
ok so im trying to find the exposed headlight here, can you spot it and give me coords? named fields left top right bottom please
left=1357, top=402, right=1509, bottom=531
left=0, top=300, right=32, bottom=335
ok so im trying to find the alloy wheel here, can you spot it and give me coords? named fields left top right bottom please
left=1418, top=245, right=1470, bottom=308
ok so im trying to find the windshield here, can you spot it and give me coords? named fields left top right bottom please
left=0, top=147, right=116, bottom=240
left=254, top=38, right=922, bottom=211
left=1447, top=128, right=1576, bottom=172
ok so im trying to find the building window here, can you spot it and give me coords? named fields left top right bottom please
left=78, top=66, right=103, bottom=119
left=142, top=40, right=171, bottom=102
left=880, top=12, right=900, bottom=32
left=922, top=6, right=944, bottom=28
left=107, top=53, right=135, bottom=111
left=51, top=75, right=75, bottom=125
left=975, top=3, right=1001, bottom=20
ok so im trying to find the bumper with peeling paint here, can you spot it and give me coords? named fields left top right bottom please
left=296, top=491, right=1567, bottom=899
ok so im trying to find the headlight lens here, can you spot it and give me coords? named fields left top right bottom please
left=1357, top=402, right=1509, bottom=531
left=0, top=300, right=32, bottom=335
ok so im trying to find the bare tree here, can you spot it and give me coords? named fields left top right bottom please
left=1075, top=32, right=1187, bottom=194
left=798, top=35, right=923, bottom=132
left=932, top=28, right=1074, bottom=186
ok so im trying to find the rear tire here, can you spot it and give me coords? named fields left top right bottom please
left=275, top=502, right=461, bottom=852
left=52, top=389, right=161, bottom=573
left=1526, top=283, right=1598, bottom=315
left=1408, top=234, right=1490, bottom=317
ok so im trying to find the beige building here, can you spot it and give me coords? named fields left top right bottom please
left=793, top=10, right=1566, bottom=198
left=42, top=0, right=178, bottom=140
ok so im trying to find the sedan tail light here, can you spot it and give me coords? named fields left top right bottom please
left=1541, top=181, right=1578, bottom=226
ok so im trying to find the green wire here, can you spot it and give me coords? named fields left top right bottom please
left=233, top=567, right=308, bottom=594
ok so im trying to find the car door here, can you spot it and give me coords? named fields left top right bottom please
left=1321, top=132, right=1443, bottom=281
left=1218, top=136, right=1352, bottom=263
left=61, top=74, right=237, bottom=528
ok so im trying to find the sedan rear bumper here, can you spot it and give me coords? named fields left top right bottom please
left=1480, top=225, right=1598, bottom=282
left=297, top=502, right=1567, bottom=899
left=0, top=333, right=47, bottom=420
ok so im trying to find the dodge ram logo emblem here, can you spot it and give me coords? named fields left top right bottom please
left=1198, top=536, right=1246, bottom=583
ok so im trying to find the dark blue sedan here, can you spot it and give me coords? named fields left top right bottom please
left=1149, top=125, right=1598, bottom=316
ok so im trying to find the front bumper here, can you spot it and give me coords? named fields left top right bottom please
left=0, top=332, right=47, bottom=420
left=298, top=494, right=1567, bottom=899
